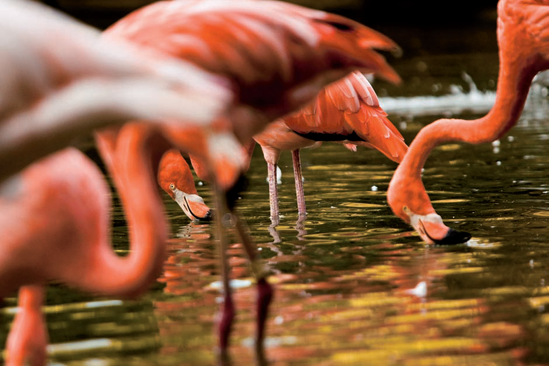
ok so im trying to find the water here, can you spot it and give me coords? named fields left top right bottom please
left=5, top=20, right=549, bottom=366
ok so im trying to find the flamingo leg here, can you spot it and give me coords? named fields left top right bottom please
left=212, top=185, right=235, bottom=353
left=6, top=285, right=48, bottom=366
left=233, top=215, right=274, bottom=352
left=291, top=149, right=306, bottom=216
left=267, top=162, right=280, bottom=225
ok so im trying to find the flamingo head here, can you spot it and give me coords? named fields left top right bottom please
left=387, top=169, right=471, bottom=245
left=158, top=149, right=212, bottom=222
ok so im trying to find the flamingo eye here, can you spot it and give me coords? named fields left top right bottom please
left=169, top=183, right=176, bottom=191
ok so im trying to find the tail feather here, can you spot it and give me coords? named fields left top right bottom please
left=348, top=107, right=408, bottom=163
left=105, top=0, right=401, bottom=111
left=312, top=13, right=401, bottom=85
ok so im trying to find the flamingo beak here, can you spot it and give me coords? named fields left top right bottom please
left=403, top=207, right=471, bottom=245
left=173, top=189, right=212, bottom=222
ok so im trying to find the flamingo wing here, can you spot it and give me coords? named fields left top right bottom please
left=283, top=71, right=408, bottom=163
left=104, top=0, right=400, bottom=119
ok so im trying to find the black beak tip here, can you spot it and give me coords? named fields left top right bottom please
left=196, top=209, right=213, bottom=222
left=433, top=228, right=472, bottom=246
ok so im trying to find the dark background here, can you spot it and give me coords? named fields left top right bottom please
left=41, top=0, right=499, bottom=29
left=40, top=0, right=503, bottom=101
left=39, top=0, right=502, bottom=71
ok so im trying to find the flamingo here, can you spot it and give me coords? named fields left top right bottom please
left=0, top=0, right=231, bottom=184
left=158, top=141, right=257, bottom=222
left=158, top=73, right=408, bottom=224
left=387, top=0, right=549, bottom=244
left=158, top=149, right=213, bottom=221
left=103, top=0, right=401, bottom=145
left=98, top=0, right=402, bottom=353
left=0, top=141, right=172, bottom=365
left=254, top=71, right=408, bottom=222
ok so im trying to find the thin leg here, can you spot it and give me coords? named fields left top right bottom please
left=234, top=215, right=274, bottom=353
left=6, top=285, right=48, bottom=366
left=213, top=185, right=235, bottom=353
left=267, top=162, right=279, bottom=224
left=291, top=149, right=306, bottom=216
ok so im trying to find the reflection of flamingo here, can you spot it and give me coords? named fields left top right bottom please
left=387, top=0, right=549, bottom=244
left=0, top=146, right=170, bottom=365
left=254, top=71, right=408, bottom=222
left=100, top=0, right=402, bottom=353
left=0, top=0, right=230, bottom=184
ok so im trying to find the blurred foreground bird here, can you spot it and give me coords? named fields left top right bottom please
left=0, top=0, right=231, bottom=184
left=98, top=0, right=401, bottom=354
left=254, top=71, right=408, bottom=222
left=387, top=0, right=549, bottom=244
left=0, top=146, right=171, bottom=366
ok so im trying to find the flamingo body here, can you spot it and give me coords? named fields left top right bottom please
left=0, top=143, right=172, bottom=365
left=103, top=0, right=401, bottom=144
left=282, top=71, right=407, bottom=163
left=253, top=71, right=408, bottom=219
left=387, top=0, right=549, bottom=244
left=0, top=147, right=166, bottom=298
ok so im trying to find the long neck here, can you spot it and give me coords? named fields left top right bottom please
left=403, top=52, right=539, bottom=178
left=0, top=78, right=218, bottom=184
left=82, top=127, right=168, bottom=298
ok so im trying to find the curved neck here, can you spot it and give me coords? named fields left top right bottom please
left=85, top=126, right=168, bottom=298
left=403, top=54, right=539, bottom=177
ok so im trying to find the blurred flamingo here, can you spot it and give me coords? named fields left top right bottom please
left=387, top=0, right=549, bottom=244
left=0, top=142, right=175, bottom=365
left=99, top=0, right=401, bottom=353
left=0, top=0, right=232, bottom=185
left=104, top=0, right=401, bottom=145
left=254, top=71, right=408, bottom=222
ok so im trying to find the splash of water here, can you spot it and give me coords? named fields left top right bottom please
left=379, top=73, right=496, bottom=117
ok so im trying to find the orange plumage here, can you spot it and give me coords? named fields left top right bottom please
left=388, top=0, right=549, bottom=244
left=97, top=0, right=403, bottom=352
left=254, top=71, right=408, bottom=219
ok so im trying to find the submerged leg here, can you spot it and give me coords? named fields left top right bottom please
left=267, top=162, right=280, bottom=225
left=6, top=285, right=48, bottom=366
left=213, top=185, right=235, bottom=353
left=234, top=214, right=274, bottom=352
left=291, top=149, right=306, bottom=216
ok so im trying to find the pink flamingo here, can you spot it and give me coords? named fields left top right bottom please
left=0, top=0, right=231, bottom=185
left=1, top=143, right=169, bottom=365
left=387, top=0, right=549, bottom=244
left=98, top=0, right=401, bottom=353
left=158, top=149, right=213, bottom=221
left=254, top=71, right=408, bottom=222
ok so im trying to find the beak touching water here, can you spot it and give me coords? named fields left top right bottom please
left=403, top=207, right=471, bottom=245
left=172, top=189, right=212, bottom=221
